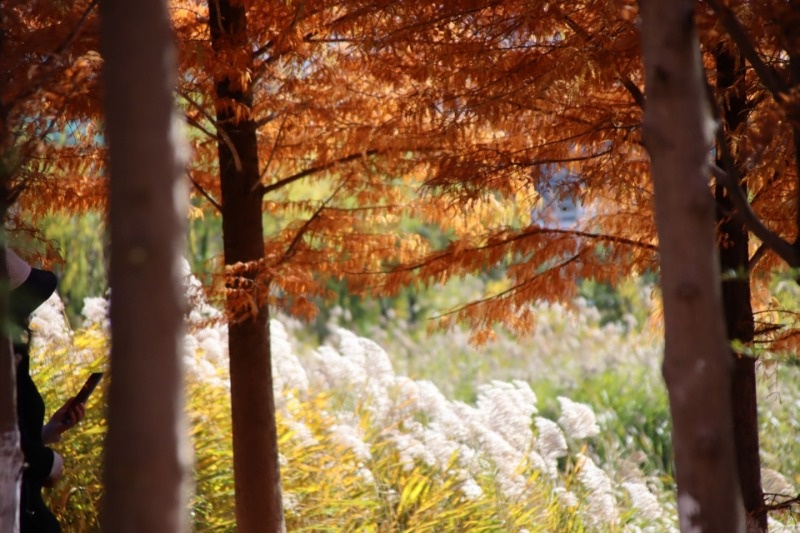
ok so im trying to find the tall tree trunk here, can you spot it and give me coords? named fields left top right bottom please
left=0, top=192, right=20, bottom=533
left=640, top=1, right=745, bottom=531
left=714, top=44, right=765, bottom=533
left=99, top=0, right=190, bottom=531
left=0, top=267, right=19, bottom=533
left=0, top=0, right=22, bottom=528
left=206, top=2, right=285, bottom=531
left=0, top=258, right=19, bottom=533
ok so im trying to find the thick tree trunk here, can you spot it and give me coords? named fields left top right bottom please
left=0, top=1, right=22, bottom=528
left=207, top=1, right=285, bottom=532
left=0, top=219, right=21, bottom=533
left=640, top=1, right=745, bottom=531
left=99, top=0, right=190, bottom=531
left=714, top=45, right=766, bottom=533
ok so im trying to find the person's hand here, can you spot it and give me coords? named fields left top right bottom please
left=44, top=451, right=63, bottom=488
left=42, top=398, right=86, bottom=444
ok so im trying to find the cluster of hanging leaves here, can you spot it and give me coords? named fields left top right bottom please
left=5, top=0, right=800, bottom=344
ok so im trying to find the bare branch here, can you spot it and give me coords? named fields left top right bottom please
left=188, top=175, right=222, bottom=213
left=177, top=89, right=219, bottom=130
left=258, top=113, right=288, bottom=182
left=759, top=492, right=800, bottom=513
left=184, top=114, right=217, bottom=141
left=277, top=181, right=344, bottom=266
left=261, top=149, right=378, bottom=196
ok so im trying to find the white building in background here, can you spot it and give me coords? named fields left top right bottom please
left=531, top=168, right=583, bottom=229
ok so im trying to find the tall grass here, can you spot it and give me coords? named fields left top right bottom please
left=24, top=274, right=800, bottom=531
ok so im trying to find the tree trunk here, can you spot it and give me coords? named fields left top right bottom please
left=206, top=1, right=285, bottom=531
left=640, top=1, right=745, bottom=531
left=0, top=210, right=20, bottom=533
left=714, top=44, right=766, bottom=533
left=99, top=0, right=190, bottom=531
left=0, top=0, right=22, bottom=527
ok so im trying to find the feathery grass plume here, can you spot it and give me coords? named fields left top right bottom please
left=575, top=452, right=619, bottom=527
left=557, top=396, right=600, bottom=440
left=476, top=380, right=538, bottom=451
left=622, top=481, right=664, bottom=522
left=29, top=293, right=73, bottom=347
left=80, top=296, right=110, bottom=330
left=534, top=417, right=568, bottom=477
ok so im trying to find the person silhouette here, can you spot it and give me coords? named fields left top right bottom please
left=8, top=249, right=85, bottom=533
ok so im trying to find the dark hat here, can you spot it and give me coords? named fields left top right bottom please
left=11, top=268, right=57, bottom=321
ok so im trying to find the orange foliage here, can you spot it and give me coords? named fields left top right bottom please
left=0, top=0, right=104, bottom=218
left=3, top=0, right=800, bottom=343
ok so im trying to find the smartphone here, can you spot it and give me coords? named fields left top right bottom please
left=73, top=372, right=103, bottom=404
left=62, top=372, right=103, bottom=423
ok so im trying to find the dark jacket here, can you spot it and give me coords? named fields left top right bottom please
left=16, top=344, right=61, bottom=533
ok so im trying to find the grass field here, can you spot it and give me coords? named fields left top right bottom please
left=29, top=275, right=800, bottom=531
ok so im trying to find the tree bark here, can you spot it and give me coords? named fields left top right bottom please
left=0, top=217, right=20, bottom=533
left=714, top=44, right=765, bottom=533
left=640, top=1, right=745, bottom=531
left=99, top=0, right=190, bottom=531
left=0, top=0, right=22, bottom=528
left=206, top=1, right=285, bottom=531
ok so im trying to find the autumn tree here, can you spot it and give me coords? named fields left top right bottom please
left=200, top=1, right=285, bottom=530
left=171, top=1, right=433, bottom=529
left=0, top=0, right=100, bottom=528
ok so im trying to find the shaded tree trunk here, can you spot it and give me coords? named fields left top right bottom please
left=640, top=0, right=744, bottom=530
left=0, top=199, right=20, bottom=533
left=206, top=1, right=285, bottom=531
left=99, top=0, right=190, bottom=531
left=714, top=44, right=765, bottom=533
left=0, top=0, right=22, bottom=528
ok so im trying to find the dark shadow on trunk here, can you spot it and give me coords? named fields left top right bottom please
left=715, top=42, right=766, bottom=533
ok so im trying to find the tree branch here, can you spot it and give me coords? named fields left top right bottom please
left=3, top=0, right=100, bottom=110
left=177, top=89, right=219, bottom=129
left=258, top=113, right=288, bottom=183
left=51, top=0, right=100, bottom=58
left=706, top=0, right=787, bottom=101
left=748, top=243, right=767, bottom=271
left=261, top=149, right=378, bottom=196
left=787, top=49, right=800, bottom=249
left=184, top=114, right=217, bottom=141
left=431, top=247, right=588, bottom=320
left=759, top=492, right=800, bottom=513
left=276, top=182, right=344, bottom=266
left=367, top=224, right=656, bottom=277
left=621, top=77, right=646, bottom=109
left=702, top=61, right=800, bottom=268
left=710, top=161, right=800, bottom=267
left=188, top=175, right=222, bottom=213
